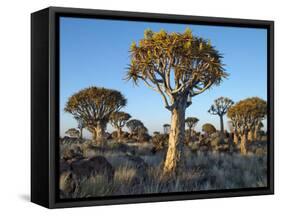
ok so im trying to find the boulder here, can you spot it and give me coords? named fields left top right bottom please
left=59, top=156, right=115, bottom=195
left=71, top=156, right=115, bottom=182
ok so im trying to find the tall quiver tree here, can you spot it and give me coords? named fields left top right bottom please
left=208, top=97, right=234, bottom=139
left=64, top=87, right=126, bottom=146
left=126, top=28, right=227, bottom=175
left=185, top=117, right=199, bottom=139
left=109, top=111, right=131, bottom=142
left=227, top=97, right=267, bottom=154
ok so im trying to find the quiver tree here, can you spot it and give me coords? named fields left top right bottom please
left=126, top=119, right=148, bottom=141
left=185, top=117, right=199, bottom=139
left=163, top=124, right=171, bottom=134
left=75, top=116, right=85, bottom=139
left=126, top=119, right=144, bottom=134
left=137, top=126, right=149, bottom=142
left=208, top=97, right=234, bottom=139
left=65, top=128, right=80, bottom=138
left=227, top=97, right=267, bottom=154
left=126, top=28, right=227, bottom=175
left=202, top=123, right=216, bottom=136
left=109, top=111, right=131, bottom=142
left=64, top=87, right=126, bottom=146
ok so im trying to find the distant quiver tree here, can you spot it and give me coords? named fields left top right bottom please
left=64, top=87, right=126, bottom=146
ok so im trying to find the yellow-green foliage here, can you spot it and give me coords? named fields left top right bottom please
left=126, top=28, right=227, bottom=111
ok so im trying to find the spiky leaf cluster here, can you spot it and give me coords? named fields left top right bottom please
left=126, top=28, right=227, bottom=110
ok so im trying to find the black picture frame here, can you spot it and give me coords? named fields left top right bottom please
left=31, top=6, right=274, bottom=208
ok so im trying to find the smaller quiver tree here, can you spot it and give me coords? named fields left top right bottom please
left=185, top=117, right=199, bottom=141
left=64, top=87, right=127, bottom=146
left=65, top=128, right=80, bottom=138
left=109, top=111, right=131, bottom=142
left=208, top=97, right=234, bottom=139
left=126, top=119, right=144, bottom=136
left=202, top=123, right=216, bottom=136
left=227, top=97, right=267, bottom=154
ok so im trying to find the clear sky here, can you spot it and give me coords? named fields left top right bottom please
left=59, top=17, right=267, bottom=138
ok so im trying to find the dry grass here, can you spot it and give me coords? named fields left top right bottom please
left=59, top=138, right=267, bottom=198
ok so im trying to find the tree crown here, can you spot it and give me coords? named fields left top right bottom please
left=227, top=97, right=267, bottom=130
left=202, top=123, right=216, bottom=134
left=126, top=119, right=144, bottom=133
left=208, top=97, right=234, bottom=116
left=109, top=111, right=131, bottom=128
left=64, top=87, right=127, bottom=129
left=185, top=117, right=199, bottom=128
left=126, top=28, right=227, bottom=110
left=65, top=128, right=80, bottom=137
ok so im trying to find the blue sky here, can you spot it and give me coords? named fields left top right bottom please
left=60, top=17, right=267, bottom=137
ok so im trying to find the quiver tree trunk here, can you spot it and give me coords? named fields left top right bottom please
left=163, top=103, right=186, bottom=176
left=91, top=128, right=97, bottom=142
left=79, top=128, right=83, bottom=140
left=95, top=121, right=106, bottom=146
left=233, top=132, right=239, bottom=145
left=219, top=115, right=224, bottom=139
left=248, top=129, right=254, bottom=142
left=117, top=127, right=122, bottom=143
left=240, top=132, right=248, bottom=155
left=254, top=127, right=259, bottom=141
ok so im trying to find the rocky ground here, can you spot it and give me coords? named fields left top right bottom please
left=59, top=136, right=268, bottom=199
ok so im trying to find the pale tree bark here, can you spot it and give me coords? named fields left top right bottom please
left=95, top=121, right=106, bottom=146
left=240, top=132, right=247, bottom=155
left=233, top=132, right=239, bottom=145
left=254, top=127, right=259, bottom=141
left=163, top=103, right=186, bottom=176
left=248, top=129, right=254, bottom=142
left=117, top=127, right=122, bottom=143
